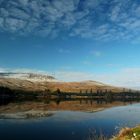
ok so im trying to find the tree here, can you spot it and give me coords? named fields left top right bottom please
left=90, top=88, right=92, bottom=93
left=56, top=88, right=61, bottom=94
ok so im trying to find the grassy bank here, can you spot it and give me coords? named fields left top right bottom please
left=112, top=126, right=140, bottom=140
left=88, top=126, right=140, bottom=140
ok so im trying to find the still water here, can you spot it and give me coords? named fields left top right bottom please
left=0, top=99, right=140, bottom=140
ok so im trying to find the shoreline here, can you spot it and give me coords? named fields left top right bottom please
left=111, top=126, right=140, bottom=140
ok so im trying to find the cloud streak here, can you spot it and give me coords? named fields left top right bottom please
left=91, top=50, right=102, bottom=57
left=0, top=0, right=139, bottom=41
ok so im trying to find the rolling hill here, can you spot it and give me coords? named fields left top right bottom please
left=0, top=72, right=124, bottom=93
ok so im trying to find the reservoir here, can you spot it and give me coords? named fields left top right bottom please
left=0, top=100, right=140, bottom=140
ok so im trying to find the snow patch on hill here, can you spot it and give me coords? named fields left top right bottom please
left=0, top=72, right=57, bottom=82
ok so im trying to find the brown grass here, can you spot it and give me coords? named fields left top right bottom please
left=111, top=126, right=140, bottom=140
left=0, top=78, right=124, bottom=93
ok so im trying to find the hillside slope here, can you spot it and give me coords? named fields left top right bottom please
left=0, top=72, right=124, bottom=93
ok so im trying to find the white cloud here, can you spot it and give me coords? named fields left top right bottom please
left=134, top=6, right=140, bottom=17
left=58, top=48, right=70, bottom=54
left=0, top=0, right=139, bottom=42
left=110, top=4, right=121, bottom=21
left=0, top=67, right=8, bottom=73
left=55, top=68, right=140, bottom=88
left=9, top=7, right=30, bottom=20
left=91, top=50, right=102, bottom=57
left=55, top=71, right=94, bottom=82
left=5, top=18, right=26, bottom=32
left=18, top=0, right=29, bottom=6
left=0, top=17, right=4, bottom=27
left=0, top=8, right=9, bottom=17
left=61, top=12, right=76, bottom=27
left=52, top=0, right=76, bottom=12
left=83, top=61, right=93, bottom=66
left=82, top=0, right=103, bottom=9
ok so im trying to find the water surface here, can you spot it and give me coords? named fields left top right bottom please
left=0, top=99, right=140, bottom=140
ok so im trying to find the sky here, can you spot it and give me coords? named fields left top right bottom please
left=0, top=0, right=140, bottom=87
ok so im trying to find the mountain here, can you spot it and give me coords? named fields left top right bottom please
left=0, top=72, right=56, bottom=82
left=0, top=72, right=124, bottom=93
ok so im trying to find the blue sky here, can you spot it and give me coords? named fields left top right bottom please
left=0, top=0, right=140, bottom=87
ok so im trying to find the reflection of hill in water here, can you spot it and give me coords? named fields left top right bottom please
left=0, top=98, right=138, bottom=114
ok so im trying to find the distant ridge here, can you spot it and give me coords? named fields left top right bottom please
left=0, top=72, right=57, bottom=82
left=0, top=72, right=124, bottom=93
